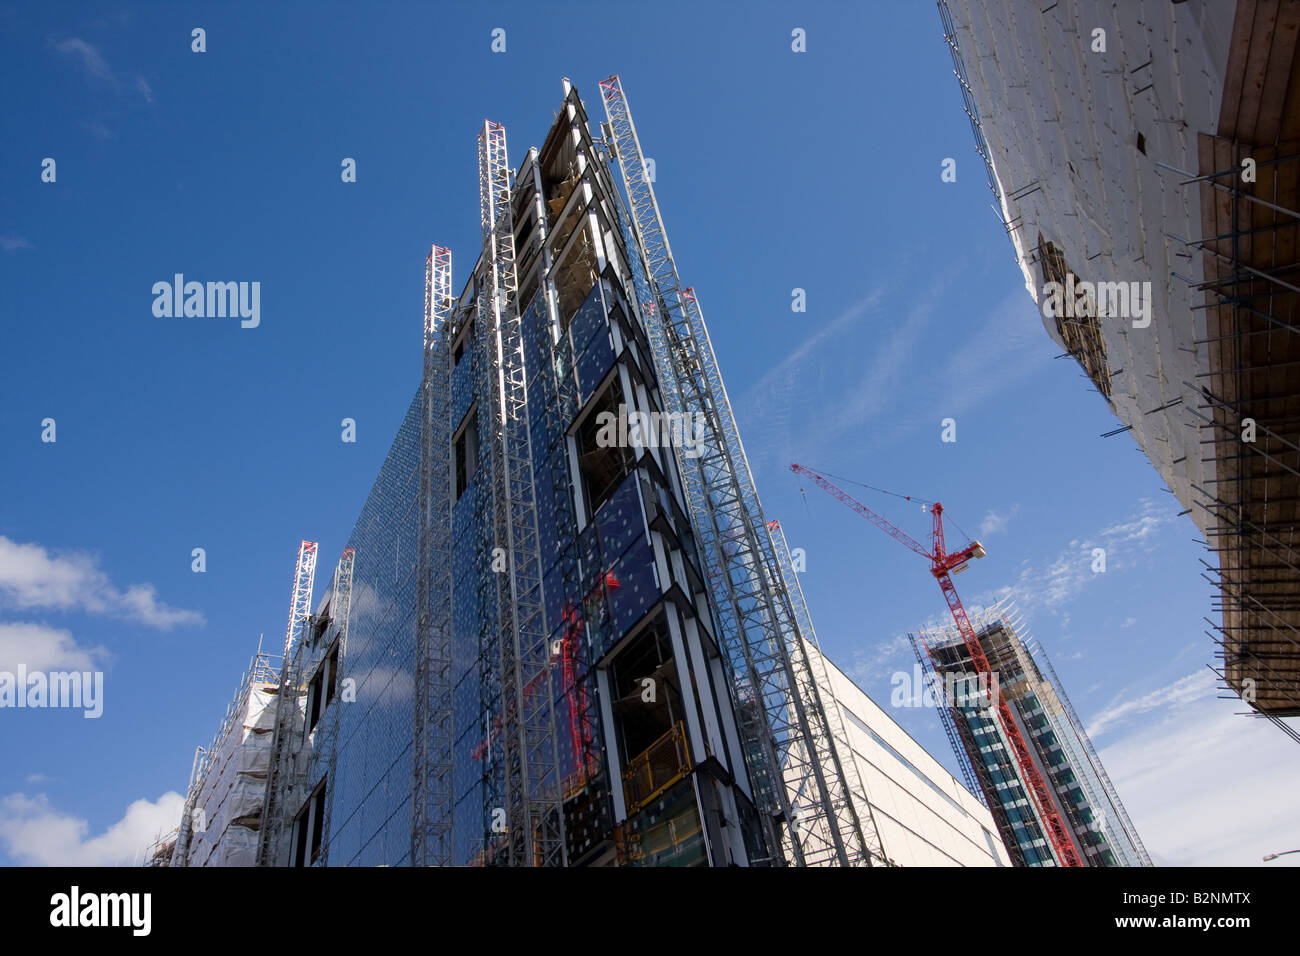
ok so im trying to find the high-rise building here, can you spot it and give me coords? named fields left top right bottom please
left=158, top=77, right=1010, bottom=868
left=937, top=0, right=1300, bottom=721
left=915, top=603, right=1150, bottom=867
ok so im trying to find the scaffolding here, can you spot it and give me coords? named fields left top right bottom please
left=1173, top=134, right=1300, bottom=721
left=936, top=0, right=1002, bottom=205
left=256, top=540, right=318, bottom=865
left=412, top=246, right=455, bottom=867
left=599, top=75, right=877, bottom=866
left=168, top=647, right=282, bottom=867
left=1031, top=633, right=1152, bottom=867
left=907, top=631, right=983, bottom=805
left=766, top=519, right=886, bottom=863
left=923, top=602, right=1149, bottom=867
left=477, top=119, right=566, bottom=867
left=168, top=745, right=207, bottom=866
left=315, top=547, right=355, bottom=867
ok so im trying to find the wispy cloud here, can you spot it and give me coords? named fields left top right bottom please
left=823, top=297, right=935, bottom=435
left=0, top=791, right=183, bottom=866
left=1086, top=669, right=1216, bottom=739
left=737, top=290, right=884, bottom=469
left=0, top=236, right=32, bottom=253
left=980, top=498, right=1177, bottom=618
left=0, top=536, right=203, bottom=630
left=846, top=631, right=914, bottom=686
left=759, top=286, right=1046, bottom=469
left=50, top=37, right=152, bottom=105
left=52, top=37, right=112, bottom=82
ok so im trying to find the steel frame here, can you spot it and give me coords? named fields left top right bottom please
left=477, top=120, right=566, bottom=866
left=599, top=75, right=874, bottom=867
left=316, top=546, right=355, bottom=867
left=257, top=540, right=318, bottom=865
left=413, top=246, right=456, bottom=866
left=767, top=519, right=887, bottom=863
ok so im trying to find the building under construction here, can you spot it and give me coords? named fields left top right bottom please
left=914, top=602, right=1151, bottom=867
left=155, top=76, right=1010, bottom=868
left=938, top=0, right=1300, bottom=730
left=147, top=648, right=283, bottom=867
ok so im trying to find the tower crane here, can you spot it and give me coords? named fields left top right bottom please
left=789, top=463, right=1083, bottom=867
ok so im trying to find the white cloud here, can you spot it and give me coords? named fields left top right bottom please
left=0, top=621, right=107, bottom=672
left=846, top=631, right=914, bottom=686
left=737, top=290, right=884, bottom=469
left=1086, top=670, right=1216, bottom=739
left=979, top=505, right=1019, bottom=537
left=1096, top=690, right=1300, bottom=866
left=823, top=288, right=1043, bottom=455
left=0, top=536, right=203, bottom=630
left=0, top=791, right=184, bottom=866
left=52, top=37, right=112, bottom=81
left=990, top=498, right=1177, bottom=617
left=0, top=236, right=32, bottom=253
left=51, top=38, right=152, bottom=105
left=824, top=296, right=935, bottom=434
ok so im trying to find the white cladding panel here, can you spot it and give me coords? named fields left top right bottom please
left=812, top=642, right=1011, bottom=867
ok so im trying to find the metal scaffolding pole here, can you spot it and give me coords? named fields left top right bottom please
left=257, top=540, right=318, bottom=866
left=413, top=247, right=455, bottom=867
left=317, top=547, right=355, bottom=867
left=767, top=519, right=887, bottom=863
left=599, top=75, right=874, bottom=866
left=477, top=120, right=565, bottom=866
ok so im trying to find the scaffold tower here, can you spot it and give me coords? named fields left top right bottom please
left=599, top=75, right=879, bottom=866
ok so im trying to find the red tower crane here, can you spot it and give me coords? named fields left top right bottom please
left=789, top=463, right=1083, bottom=867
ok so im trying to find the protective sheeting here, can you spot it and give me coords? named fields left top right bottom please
left=945, top=0, right=1236, bottom=533
left=185, top=685, right=279, bottom=867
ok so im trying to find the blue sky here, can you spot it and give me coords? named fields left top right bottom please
left=1, top=0, right=1295, bottom=867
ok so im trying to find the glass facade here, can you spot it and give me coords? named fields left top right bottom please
left=269, top=83, right=767, bottom=867
left=324, top=391, right=422, bottom=868
left=928, top=617, right=1145, bottom=867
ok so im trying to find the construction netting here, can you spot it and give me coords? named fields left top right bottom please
left=184, top=685, right=279, bottom=867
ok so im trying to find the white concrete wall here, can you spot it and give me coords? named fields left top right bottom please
left=813, top=642, right=1011, bottom=867
left=946, top=0, right=1236, bottom=530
